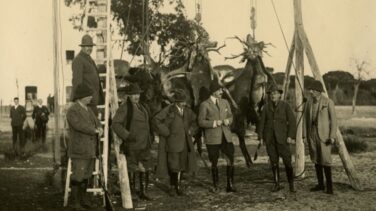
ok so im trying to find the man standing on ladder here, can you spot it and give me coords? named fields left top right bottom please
left=71, top=34, right=105, bottom=116
left=66, top=83, right=103, bottom=210
left=112, top=83, right=153, bottom=201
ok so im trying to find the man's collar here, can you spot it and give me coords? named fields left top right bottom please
left=210, top=96, right=218, bottom=103
left=77, top=101, right=88, bottom=110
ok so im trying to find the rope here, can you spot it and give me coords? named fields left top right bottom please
left=120, top=0, right=133, bottom=59
left=269, top=0, right=304, bottom=94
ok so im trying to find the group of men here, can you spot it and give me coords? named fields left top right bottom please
left=66, top=35, right=338, bottom=210
left=10, top=97, right=50, bottom=157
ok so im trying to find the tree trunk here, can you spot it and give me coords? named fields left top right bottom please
left=352, top=82, right=360, bottom=114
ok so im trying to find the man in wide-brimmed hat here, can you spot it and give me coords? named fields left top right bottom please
left=304, top=80, right=337, bottom=194
left=71, top=34, right=104, bottom=116
left=66, top=83, right=103, bottom=210
left=198, top=81, right=236, bottom=193
left=258, top=84, right=297, bottom=193
left=112, top=83, right=154, bottom=200
left=153, top=89, right=198, bottom=196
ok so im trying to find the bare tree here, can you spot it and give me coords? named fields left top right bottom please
left=350, top=58, right=370, bottom=114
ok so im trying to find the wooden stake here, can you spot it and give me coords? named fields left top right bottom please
left=282, top=33, right=296, bottom=100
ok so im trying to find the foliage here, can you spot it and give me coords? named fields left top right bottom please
left=332, top=134, right=368, bottom=154
left=65, top=0, right=210, bottom=69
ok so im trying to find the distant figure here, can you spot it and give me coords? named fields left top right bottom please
left=153, top=89, right=198, bottom=197
left=23, top=99, right=35, bottom=142
left=198, top=82, right=236, bottom=193
left=10, top=97, right=26, bottom=156
left=112, top=83, right=153, bottom=201
left=71, top=34, right=104, bottom=116
left=258, top=85, right=296, bottom=193
left=33, top=99, right=49, bottom=143
left=66, top=83, right=102, bottom=210
left=304, top=80, right=338, bottom=194
left=47, top=94, right=54, bottom=114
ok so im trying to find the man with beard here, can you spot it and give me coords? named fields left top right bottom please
left=71, top=34, right=104, bottom=115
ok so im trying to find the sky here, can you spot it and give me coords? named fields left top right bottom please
left=0, top=0, right=375, bottom=105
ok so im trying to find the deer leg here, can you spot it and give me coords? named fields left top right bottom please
left=237, top=132, right=253, bottom=168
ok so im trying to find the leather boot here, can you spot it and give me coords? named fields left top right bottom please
left=272, top=164, right=283, bottom=192
left=211, top=166, right=219, bottom=193
left=168, top=172, right=177, bottom=197
left=310, top=164, right=325, bottom=191
left=226, top=166, right=236, bottom=192
left=139, top=172, right=152, bottom=200
left=324, top=166, right=333, bottom=194
left=70, top=181, right=85, bottom=211
left=80, top=180, right=94, bottom=209
left=176, top=172, right=185, bottom=196
left=285, top=166, right=296, bottom=193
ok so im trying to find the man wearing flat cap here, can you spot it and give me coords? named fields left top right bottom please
left=304, top=80, right=337, bottom=194
left=71, top=34, right=105, bottom=116
left=198, top=81, right=236, bottom=193
left=66, top=83, right=103, bottom=210
left=258, top=84, right=296, bottom=192
left=112, top=83, right=153, bottom=200
left=153, top=89, right=198, bottom=196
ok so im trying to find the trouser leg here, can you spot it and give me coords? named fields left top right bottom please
left=226, top=165, right=236, bottom=192
left=324, top=166, right=333, bottom=194
left=310, top=164, right=325, bottom=191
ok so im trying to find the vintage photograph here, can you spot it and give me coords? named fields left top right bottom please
left=0, top=0, right=375, bottom=210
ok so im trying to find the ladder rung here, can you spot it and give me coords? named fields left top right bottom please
left=87, top=12, right=107, bottom=17
left=99, top=73, right=107, bottom=77
left=86, top=27, right=107, bottom=32
left=87, top=188, right=104, bottom=193
left=92, top=171, right=100, bottom=175
left=100, top=137, right=106, bottom=142
left=100, top=121, right=106, bottom=125
left=97, top=105, right=105, bottom=109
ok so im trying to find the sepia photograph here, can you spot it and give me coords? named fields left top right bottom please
left=0, top=0, right=375, bottom=210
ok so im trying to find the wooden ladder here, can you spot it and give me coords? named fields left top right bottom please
left=63, top=0, right=133, bottom=208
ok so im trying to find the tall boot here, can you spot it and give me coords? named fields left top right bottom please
left=175, top=172, right=185, bottom=196
left=272, top=164, right=283, bottom=192
left=310, top=164, right=325, bottom=191
left=211, top=166, right=219, bottom=193
left=70, top=181, right=85, bottom=211
left=139, top=172, right=152, bottom=200
left=324, top=166, right=333, bottom=194
left=168, top=172, right=177, bottom=197
left=80, top=180, right=94, bottom=209
left=285, top=166, right=296, bottom=193
left=226, top=166, right=236, bottom=192
left=128, top=172, right=137, bottom=199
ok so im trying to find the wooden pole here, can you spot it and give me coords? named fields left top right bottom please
left=282, top=33, right=296, bottom=100
left=52, top=0, right=61, bottom=167
left=293, top=0, right=305, bottom=178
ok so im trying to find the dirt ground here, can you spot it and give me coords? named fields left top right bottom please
left=1, top=107, right=376, bottom=211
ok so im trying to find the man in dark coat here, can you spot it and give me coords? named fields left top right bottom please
left=71, top=34, right=105, bottom=116
left=112, top=83, right=153, bottom=200
left=304, top=80, right=337, bottom=194
left=32, top=99, right=49, bottom=143
left=153, top=89, right=198, bottom=196
left=9, top=97, right=26, bottom=156
left=198, top=82, right=236, bottom=193
left=258, top=85, right=296, bottom=192
left=66, top=83, right=103, bottom=210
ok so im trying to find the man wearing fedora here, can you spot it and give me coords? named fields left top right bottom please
left=198, top=81, right=236, bottom=193
left=258, top=84, right=296, bottom=193
left=66, top=83, right=103, bottom=210
left=153, top=89, right=198, bottom=196
left=304, top=80, right=337, bottom=194
left=112, top=83, right=153, bottom=200
left=71, top=34, right=104, bottom=116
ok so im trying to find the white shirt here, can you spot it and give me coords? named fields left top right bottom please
left=175, top=104, right=184, bottom=116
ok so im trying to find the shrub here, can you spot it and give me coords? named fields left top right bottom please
left=333, top=135, right=368, bottom=154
